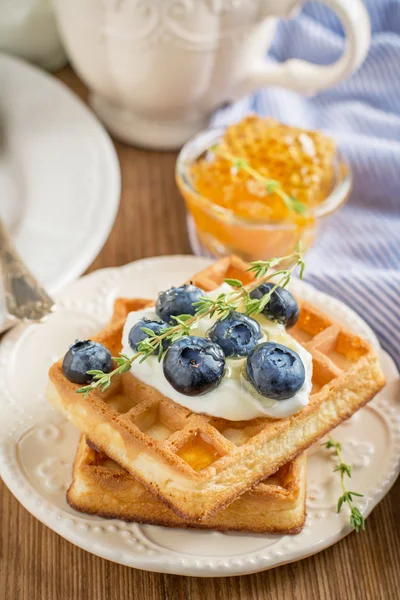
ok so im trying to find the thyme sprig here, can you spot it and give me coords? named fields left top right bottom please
left=76, top=246, right=305, bottom=398
left=210, top=145, right=308, bottom=216
left=322, top=436, right=365, bottom=533
left=194, top=246, right=305, bottom=318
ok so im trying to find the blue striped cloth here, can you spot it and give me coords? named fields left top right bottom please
left=209, top=0, right=400, bottom=370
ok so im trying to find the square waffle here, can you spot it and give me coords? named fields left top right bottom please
left=68, top=436, right=307, bottom=534
left=47, top=256, right=385, bottom=521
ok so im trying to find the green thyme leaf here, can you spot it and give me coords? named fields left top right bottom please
left=287, top=195, right=308, bottom=215
left=233, top=158, right=248, bottom=170
left=114, top=357, right=128, bottom=367
left=348, top=491, right=364, bottom=498
left=171, top=314, right=192, bottom=324
left=224, top=278, right=243, bottom=288
left=266, top=181, right=280, bottom=194
left=334, top=463, right=352, bottom=477
left=100, top=378, right=111, bottom=391
left=337, top=495, right=346, bottom=513
left=322, top=439, right=342, bottom=451
left=299, top=260, right=306, bottom=280
left=350, top=507, right=365, bottom=532
left=76, top=386, right=91, bottom=398
left=141, top=327, right=157, bottom=337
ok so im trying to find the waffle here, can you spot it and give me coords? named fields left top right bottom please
left=68, top=436, right=307, bottom=534
left=47, top=256, right=385, bottom=521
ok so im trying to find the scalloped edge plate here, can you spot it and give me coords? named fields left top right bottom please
left=0, top=255, right=399, bottom=577
left=0, top=53, right=120, bottom=331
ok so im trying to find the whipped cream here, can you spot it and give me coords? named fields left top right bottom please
left=121, top=285, right=313, bottom=421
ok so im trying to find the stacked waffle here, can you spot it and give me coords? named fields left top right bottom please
left=47, top=257, right=385, bottom=534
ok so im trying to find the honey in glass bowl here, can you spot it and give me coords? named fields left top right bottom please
left=176, top=116, right=351, bottom=261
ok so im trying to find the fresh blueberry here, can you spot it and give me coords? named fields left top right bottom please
left=249, top=283, right=299, bottom=328
left=128, top=317, right=170, bottom=351
left=62, top=340, right=113, bottom=384
left=246, top=342, right=305, bottom=400
left=163, top=336, right=225, bottom=396
left=156, top=284, right=204, bottom=324
left=208, top=311, right=262, bottom=358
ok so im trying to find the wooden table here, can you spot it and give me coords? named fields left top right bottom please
left=1, top=67, right=399, bottom=600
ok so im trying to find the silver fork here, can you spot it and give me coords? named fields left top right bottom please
left=0, top=217, right=55, bottom=323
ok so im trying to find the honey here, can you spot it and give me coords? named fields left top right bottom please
left=191, top=116, right=335, bottom=222
left=176, top=431, right=221, bottom=471
left=177, top=115, right=340, bottom=261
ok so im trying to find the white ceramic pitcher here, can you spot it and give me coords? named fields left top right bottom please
left=54, top=0, right=370, bottom=149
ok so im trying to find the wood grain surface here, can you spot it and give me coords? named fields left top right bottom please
left=1, top=67, right=399, bottom=600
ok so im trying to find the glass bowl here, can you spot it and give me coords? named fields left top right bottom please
left=176, top=127, right=352, bottom=261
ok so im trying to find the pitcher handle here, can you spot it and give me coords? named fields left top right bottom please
left=235, top=0, right=371, bottom=97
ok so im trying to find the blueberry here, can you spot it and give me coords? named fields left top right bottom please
left=62, top=340, right=112, bottom=384
left=208, top=311, right=262, bottom=358
left=156, top=284, right=204, bottom=324
left=128, top=318, right=170, bottom=351
left=246, top=342, right=305, bottom=400
left=249, top=283, right=299, bottom=328
left=163, top=336, right=225, bottom=396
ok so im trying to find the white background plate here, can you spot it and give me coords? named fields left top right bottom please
left=0, top=255, right=399, bottom=577
left=0, top=52, right=120, bottom=330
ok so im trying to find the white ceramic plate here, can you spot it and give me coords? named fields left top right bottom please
left=0, top=52, right=120, bottom=331
left=0, top=256, right=398, bottom=577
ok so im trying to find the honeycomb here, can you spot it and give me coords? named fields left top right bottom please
left=190, top=115, right=336, bottom=222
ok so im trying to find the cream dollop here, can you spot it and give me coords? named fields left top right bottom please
left=121, top=285, right=313, bottom=420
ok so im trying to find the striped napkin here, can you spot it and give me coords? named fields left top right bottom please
left=191, top=0, right=400, bottom=370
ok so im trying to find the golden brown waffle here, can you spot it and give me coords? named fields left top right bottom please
left=68, top=436, right=306, bottom=534
left=47, top=256, right=385, bottom=521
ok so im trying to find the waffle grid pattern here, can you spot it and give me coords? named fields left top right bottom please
left=67, top=436, right=306, bottom=533
left=47, top=256, right=385, bottom=520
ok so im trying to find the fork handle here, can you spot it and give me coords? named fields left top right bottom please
left=0, top=219, right=54, bottom=322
